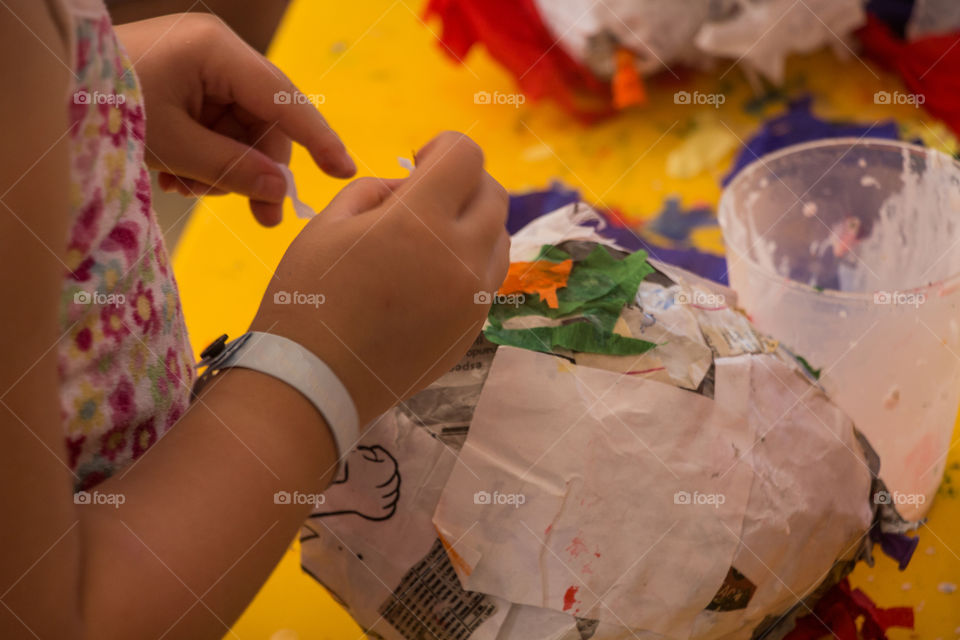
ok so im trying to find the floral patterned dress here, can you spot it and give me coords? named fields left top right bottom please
left=56, top=0, right=194, bottom=490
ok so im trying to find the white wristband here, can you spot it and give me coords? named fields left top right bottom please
left=194, top=332, right=358, bottom=473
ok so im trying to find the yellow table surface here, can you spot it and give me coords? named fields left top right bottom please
left=170, top=1, right=960, bottom=637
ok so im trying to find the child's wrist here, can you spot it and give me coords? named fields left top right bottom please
left=194, top=366, right=340, bottom=479
left=195, top=331, right=361, bottom=471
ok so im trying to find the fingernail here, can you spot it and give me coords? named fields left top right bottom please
left=254, top=174, right=288, bottom=202
left=323, top=153, right=356, bottom=177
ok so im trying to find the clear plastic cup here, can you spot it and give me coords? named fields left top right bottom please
left=719, top=138, right=960, bottom=520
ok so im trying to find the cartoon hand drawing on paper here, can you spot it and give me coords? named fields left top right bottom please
left=310, top=445, right=401, bottom=521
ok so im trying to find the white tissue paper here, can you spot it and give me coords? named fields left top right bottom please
left=278, top=163, right=317, bottom=219
left=907, top=0, right=960, bottom=40
left=532, top=0, right=865, bottom=84
left=694, top=0, right=865, bottom=85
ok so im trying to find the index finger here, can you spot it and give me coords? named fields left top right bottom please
left=208, top=34, right=357, bottom=178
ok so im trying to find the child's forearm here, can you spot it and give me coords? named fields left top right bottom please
left=77, top=367, right=339, bottom=640
left=2, top=314, right=337, bottom=640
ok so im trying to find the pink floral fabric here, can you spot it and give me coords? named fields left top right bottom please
left=58, top=1, right=194, bottom=490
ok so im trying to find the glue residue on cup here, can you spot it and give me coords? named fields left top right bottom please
left=837, top=146, right=960, bottom=293
left=719, top=140, right=960, bottom=520
left=728, top=144, right=960, bottom=295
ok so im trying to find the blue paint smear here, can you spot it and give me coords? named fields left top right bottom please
left=722, top=95, right=901, bottom=186
left=646, top=197, right=717, bottom=243
left=506, top=181, right=580, bottom=235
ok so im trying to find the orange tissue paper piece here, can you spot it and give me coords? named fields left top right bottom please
left=612, top=48, right=646, bottom=110
left=498, top=259, right=573, bottom=308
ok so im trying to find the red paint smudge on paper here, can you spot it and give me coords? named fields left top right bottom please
left=566, top=536, right=587, bottom=558
left=563, top=586, right=579, bottom=612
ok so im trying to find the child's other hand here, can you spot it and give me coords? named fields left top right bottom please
left=116, top=14, right=356, bottom=226
left=251, top=132, right=510, bottom=425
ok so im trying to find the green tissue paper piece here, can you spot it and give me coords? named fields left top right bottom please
left=485, top=244, right=658, bottom=357
left=535, top=245, right=572, bottom=261
left=489, top=244, right=654, bottom=332
left=485, top=321, right=657, bottom=357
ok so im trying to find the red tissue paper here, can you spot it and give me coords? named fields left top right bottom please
left=859, top=14, right=960, bottom=139
left=423, top=0, right=612, bottom=121
left=784, top=578, right=913, bottom=640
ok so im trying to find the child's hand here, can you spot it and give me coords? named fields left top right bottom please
left=251, top=132, right=510, bottom=425
left=116, top=14, right=356, bottom=226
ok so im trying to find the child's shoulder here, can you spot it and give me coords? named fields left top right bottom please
left=0, top=0, right=76, bottom=344
left=0, top=1, right=72, bottom=102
